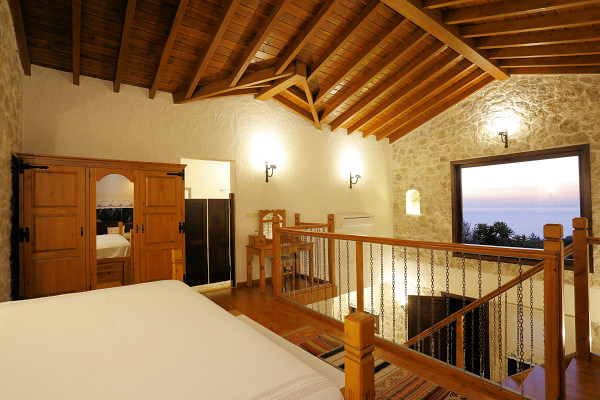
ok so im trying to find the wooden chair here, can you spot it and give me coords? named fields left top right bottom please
left=258, top=209, right=286, bottom=240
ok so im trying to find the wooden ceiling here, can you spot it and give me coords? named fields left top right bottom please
left=9, top=0, right=600, bottom=143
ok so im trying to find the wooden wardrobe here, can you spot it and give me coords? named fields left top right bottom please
left=16, top=154, right=186, bottom=299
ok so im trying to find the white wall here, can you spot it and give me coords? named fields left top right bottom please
left=181, top=158, right=230, bottom=200
left=23, top=66, right=394, bottom=284
left=96, top=173, right=134, bottom=208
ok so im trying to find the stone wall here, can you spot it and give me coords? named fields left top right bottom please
left=391, top=74, right=600, bottom=352
left=0, top=0, right=24, bottom=301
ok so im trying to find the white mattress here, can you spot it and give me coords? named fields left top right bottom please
left=0, top=281, right=343, bottom=400
left=96, top=233, right=130, bottom=258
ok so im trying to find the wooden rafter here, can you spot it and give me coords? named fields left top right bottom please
left=329, top=51, right=459, bottom=132
left=461, top=7, right=600, bottom=38
left=301, top=79, right=321, bottom=130
left=443, top=0, right=599, bottom=25
left=286, top=86, right=309, bottom=104
left=174, top=65, right=295, bottom=104
left=423, top=0, right=467, bottom=9
left=275, top=0, right=342, bottom=75
left=370, top=67, right=482, bottom=139
left=382, top=0, right=508, bottom=80
left=184, top=0, right=240, bottom=99
left=308, top=0, right=382, bottom=82
left=387, top=76, right=495, bottom=143
left=205, top=88, right=262, bottom=99
left=256, top=62, right=307, bottom=101
left=7, top=0, right=31, bottom=75
left=489, top=43, right=600, bottom=59
left=320, top=29, right=429, bottom=122
left=476, top=26, right=600, bottom=49
left=229, top=0, right=293, bottom=87
left=272, top=94, right=314, bottom=122
left=315, top=14, right=406, bottom=105
left=72, top=0, right=81, bottom=85
left=114, top=0, right=137, bottom=93
left=149, top=0, right=190, bottom=99
left=499, top=55, right=600, bottom=67
left=343, top=42, right=447, bottom=135
left=507, top=66, right=600, bottom=73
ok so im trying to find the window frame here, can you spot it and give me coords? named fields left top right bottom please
left=451, top=144, right=592, bottom=270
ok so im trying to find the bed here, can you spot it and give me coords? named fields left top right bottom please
left=96, top=233, right=132, bottom=288
left=0, top=280, right=343, bottom=400
left=96, top=233, right=131, bottom=259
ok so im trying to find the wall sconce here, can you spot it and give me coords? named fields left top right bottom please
left=498, top=130, right=508, bottom=148
left=349, top=172, right=361, bottom=189
left=265, top=162, right=276, bottom=182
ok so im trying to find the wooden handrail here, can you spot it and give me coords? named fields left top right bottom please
left=587, top=236, right=600, bottom=245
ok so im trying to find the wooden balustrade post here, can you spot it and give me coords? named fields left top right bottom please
left=543, top=224, right=566, bottom=400
left=295, top=213, right=300, bottom=226
left=573, top=217, right=591, bottom=361
left=456, top=314, right=464, bottom=369
left=344, top=311, right=375, bottom=400
left=356, top=241, right=364, bottom=312
left=272, top=216, right=282, bottom=297
left=328, top=214, right=335, bottom=286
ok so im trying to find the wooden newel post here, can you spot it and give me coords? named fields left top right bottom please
left=356, top=241, right=364, bottom=312
left=295, top=213, right=300, bottom=226
left=572, top=217, right=591, bottom=361
left=543, top=224, right=566, bottom=400
left=272, top=216, right=282, bottom=297
left=344, top=312, right=375, bottom=400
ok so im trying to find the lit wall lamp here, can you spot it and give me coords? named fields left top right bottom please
left=349, top=172, right=361, bottom=189
left=498, top=130, right=508, bottom=148
left=265, top=162, right=276, bottom=182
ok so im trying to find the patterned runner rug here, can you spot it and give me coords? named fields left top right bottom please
left=283, top=326, right=465, bottom=400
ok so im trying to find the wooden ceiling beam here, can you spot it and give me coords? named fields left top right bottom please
left=444, top=0, right=598, bottom=25
left=329, top=50, right=459, bottom=132
left=184, top=0, right=240, bottom=99
left=114, top=0, right=137, bottom=93
left=7, top=0, right=31, bottom=75
left=314, top=14, right=407, bottom=106
left=375, top=69, right=487, bottom=140
left=489, top=42, right=600, bottom=59
left=423, top=0, right=468, bottom=9
left=461, top=7, right=600, bottom=38
left=499, top=55, right=600, bottom=67
left=320, top=30, right=429, bottom=122
left=382, top=0, right=508, bottom=80
left=72, top=0, right=81, bottom=85
left=476, top=26, right=600, bottom=49
left=205, top=88, right=261, bottom=99
left=308, top=0, right=382, bottom=82
left=275, top=0, right=342, bottom=75
left=149, top=0, right=190, bottom=99
left=342, top=42, right=447, bottom=134
left=507, top=66, right=600, bottom=73
left=286, top=86, right=309, bottom=104
left=229, top=0, right=293, bottom=87
left=387, top=76, right=495, bottom=143
left=302, top=80, right=321, bottom=130
left=272, top=94, right=315, bottom=122
left=256, top=62, right=307, bottom=101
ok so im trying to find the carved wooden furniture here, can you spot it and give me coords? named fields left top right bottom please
left=17, top=153, right=185, bottom=299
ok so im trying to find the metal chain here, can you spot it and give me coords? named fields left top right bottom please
left=430, top=249, right=435, bottom=358
left=404, top=247, right=408, bottom=342
left=492, top=297, right=497, bottom=376
left=346, top=240, right=350, bottom=314
left=380, top=244, right=385, bottom=339
left=315, top=233, right=320, bottom=313
left=462, top=253, right=466, bottom=370
left=478, top=255, right=484, bottom=377
left=337, top=240, right=342, bottom=321
left=517, top=259, right=524, bottom=380
left=370, top=243, right=374, bottom=314
left=445, top=251, right=450, bottom=364
left=322, top=231, right=328, bottom=317
left=497, top=256, right=502, bottom=382
left=392, top=246, right=396, bottom=343
left=530, top=276, right=534, bottom=366
left=416, top=248, right=421, bottom=353
left=291, top=234, right=295, bottom=294
left=504, top=291, right=508, bottom=380
left=303, top=235, right=309, bottom=305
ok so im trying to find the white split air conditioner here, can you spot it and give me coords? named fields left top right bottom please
left=337, top=213, right=374, bottom=228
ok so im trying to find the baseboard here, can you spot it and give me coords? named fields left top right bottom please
left=237, top=277, right=272, bottom=287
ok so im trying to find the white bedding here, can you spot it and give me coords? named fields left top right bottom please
left=0, top=281, right=343, bottom=400
left=96, top=233, right=130, bottom=258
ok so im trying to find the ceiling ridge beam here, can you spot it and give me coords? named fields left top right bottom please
left=476, top=26, right=600, bottom=49
left=302, top=79, right=322, bottom=130
left=342, top=42, right=447, bottom=134
left=320, top=29, right=429, bottom=122
left=373, top=68, right=485, bottom=139
left=314, top=14, right=407, bottom=106
left=499, top=54, right=600, bottom=67
left=149, top=0, right=190, bottom=99
left=72, top=0, right=81, bottom=85
left=272, top=94, right=315, bottom=122
left=489, top=42, right=600, bottom=58
left=444, top=0, right=599, bottom=25
left=184, top=0, right=240, bottom=99
left=308, top=0, right=382, bottom=82
left=461, top=6, right=600, bottom=38
left=382, top=0, right=508, bottom=80
left=387, top=76, right=495, bottom=142
left=8, top=0, right=31, bottom=75
left=255, top=62, right=307, bottom=101
left=275, top=0, right=343, bottom=75
left=329, top=50, right=459, bottom=132
left=228, top=0, right=293, bottom=87
left=114, top=0, right=137, bottom=93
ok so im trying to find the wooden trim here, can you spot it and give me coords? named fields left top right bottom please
left=381, top=0, right=508, bottom=80
left=507, top=66, right=600, bottom=74
left=17, top=153, right=185, bottom=171
left=272, top=94, right=314, bottom=122
left=572, top=217, right=591, bottom=360
left=256, top=63, right=306, bottom=101
left=355, top=241, right=364, bottom=312
left=272, top=221, right=282, bottom=297
left=499, top=55, right=600, bottom=67
left=301, top=79, right=321, bottom=130
left=229, top=0, right=293, bottom=87
left=423, top=0, right=469, bottom=9
left=72, top=0, right=81, bottom=85
left=228, top=309, right=243, bottom=316
left=149, top=0, right=190, bottom=99
left=114, top=0, right=137, bottom=93
left=476, top=26, right=600, bottom=49
left=184, top=0, right=240, bottom=99
left=229, top=193, right=236, bottom=286
left=7, top=0, right=31, bottom=76
left=489, top=43, right=600, bottom=59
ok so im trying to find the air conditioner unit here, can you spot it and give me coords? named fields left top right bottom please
left=337, top=213, right=374, bottom=228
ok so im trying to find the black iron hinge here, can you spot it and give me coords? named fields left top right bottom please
left=18, top=159, right=49, bottom=174
left=179, top=221, right=186, bottom=234
left=167, top=170, right=185, bottom=180
left=19, top=227, right=30, bottom=243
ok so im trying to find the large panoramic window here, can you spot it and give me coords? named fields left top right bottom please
left=452, top=145, right=591, bottom=252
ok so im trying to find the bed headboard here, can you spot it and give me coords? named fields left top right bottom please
left=97, top=208, right=134, bottom=235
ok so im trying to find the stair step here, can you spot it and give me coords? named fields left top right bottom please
left=521, top=365, right=546, bottom=400
left=565, top=356, right=600, bottom=400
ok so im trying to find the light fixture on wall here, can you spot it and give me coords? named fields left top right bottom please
left=349, top=172, right=361, bottom=189
left=498, top=130, right=509, bottom=148
left=265, top=162, right=276, bottom=182
left=490, top=114, right=519, bottom=149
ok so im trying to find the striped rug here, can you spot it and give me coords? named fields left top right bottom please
left=283, top=326, right=465, bottom=400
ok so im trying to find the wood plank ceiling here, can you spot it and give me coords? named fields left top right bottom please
left=11, top=0, right=600, bottom=143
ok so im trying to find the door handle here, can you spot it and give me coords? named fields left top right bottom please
left=81, top=227, right=84, bottom=237
left=136, top=225, right=139, bottom=233
left=142, top=224, right=145, bottom=233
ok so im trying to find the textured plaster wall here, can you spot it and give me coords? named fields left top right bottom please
left=0, top=0, right=24, bottom=302
left=391, top=74, right=600, bottom=353
left=23, top=65, right=393, bottom=284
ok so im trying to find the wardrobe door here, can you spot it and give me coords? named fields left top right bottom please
left=139, top=170, right=184, bottom=282
left=21, top=164, right=87, bottom=298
